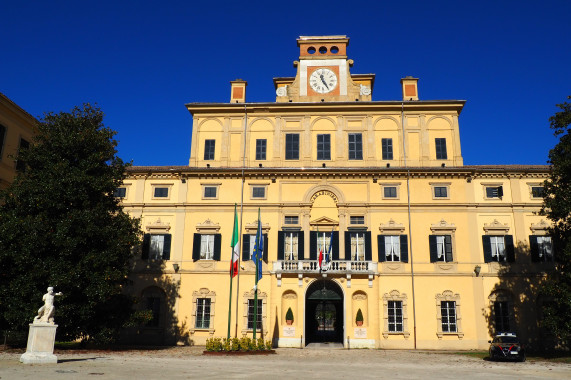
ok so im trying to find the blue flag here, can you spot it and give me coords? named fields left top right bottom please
left=326, top=229, right=334, bottom=263
left=253, top=208, right=264, bottom=282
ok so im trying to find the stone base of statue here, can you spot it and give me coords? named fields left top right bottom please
left=20, top=323, right=58, bottom=364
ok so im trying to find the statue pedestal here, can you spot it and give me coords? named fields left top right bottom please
left=20, top=323, right=58, bottom=364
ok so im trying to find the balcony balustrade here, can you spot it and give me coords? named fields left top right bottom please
left=273, top=260, right=377, bottom=275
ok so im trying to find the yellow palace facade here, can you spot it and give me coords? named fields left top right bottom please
left=120, top=36, right=552, bottom=350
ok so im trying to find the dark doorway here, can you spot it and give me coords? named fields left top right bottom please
left=305, top=280, right=344, bottom=345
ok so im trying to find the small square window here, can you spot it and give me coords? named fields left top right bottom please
left=434, top=186, right=448, bottom=198
left=204, top=186, right=217, bottom=198
left=154, top=187, right=169, bottom=198
left=486, top=186, right=503, bottom=199
left=531, top=186, right=544, bottom=198
left=384, top=186, right=397, bottom=198
left=284, top=216, right=299, bottom=225
left=252, top=186, right=266, bottom=199
left=350, top=216, right=365, bottom=225
left=114, top=187, right=127, bottom=198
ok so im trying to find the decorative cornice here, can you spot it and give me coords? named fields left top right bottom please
left=483, top=219, right=510, bottom=234
left=196, top=219, right=221, bottom=233
left=379, top=219, right=405, bottom=234
left=145, top=218, right=171, bottom=233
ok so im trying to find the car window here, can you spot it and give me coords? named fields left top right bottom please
left=494, top=336, right=519, bottom=343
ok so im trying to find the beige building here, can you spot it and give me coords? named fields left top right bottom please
left=0, top=93, right=37, bottom=190
left=121, top=36, right=552, bottom=350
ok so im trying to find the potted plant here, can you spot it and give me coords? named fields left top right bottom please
left=285, top=307, right=294, bottom=325
left=356, top=308, right=364, bottom=326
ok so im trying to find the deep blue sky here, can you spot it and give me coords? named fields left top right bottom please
left=2, top=1, right=569, bottom=166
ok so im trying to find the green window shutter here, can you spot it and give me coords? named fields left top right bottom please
left=213, top=234, right=222, bottom=261
left=400, top=235, right=408, bottom=263
left=378, top=235, right=386, bottom=262
left=309, top=231, right=317, bottom=260
left=162, top=234, right=171, bottom=260
left=505, top=235, right=515, bottom=262
left=429, top=235, right=438, bottom=262
left=529, top=235, right=540, bottom=262
left=263, top=234, right=268, bottom=263
left=365, top=231, right=372, bottom=261
left=482, top=235, right=493, bottom=263
left=298, top=232, right=305, bottom=260
left=277, top=231, right=285, bottom=261
left=192, top=234, right=201, bottom=261
left=142, top=234, right=150, bottom=259
left=242, top=234, right=251, bottom=261
left=444, top=235, right=453, bottom=262
left=344, top=231, right=351, bottom=260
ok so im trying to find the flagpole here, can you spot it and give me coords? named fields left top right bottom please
left=235, top=104, right=248, bottom=338
left=253, top=208, right=261, bottom=341
left=227, top=204, right=238, bottom=341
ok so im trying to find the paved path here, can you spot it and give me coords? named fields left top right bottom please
left=1, top=346, right=569, bottom=379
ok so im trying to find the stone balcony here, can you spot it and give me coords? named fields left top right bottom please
left=272, top=260, right=378, bottom=287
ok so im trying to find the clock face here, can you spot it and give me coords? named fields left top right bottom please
left=309, top=68, right=338, bottom=94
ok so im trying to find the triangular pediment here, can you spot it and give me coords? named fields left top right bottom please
left=309, top=216, right=338, bottom=227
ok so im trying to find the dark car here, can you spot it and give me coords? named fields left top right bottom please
left=488, top=333, right=526, bottom=362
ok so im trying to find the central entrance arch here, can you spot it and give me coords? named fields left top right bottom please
left=305, top=280, right=344, bottom=345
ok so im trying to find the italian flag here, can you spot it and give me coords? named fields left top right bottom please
left=230, top=205, right=239, bottom=277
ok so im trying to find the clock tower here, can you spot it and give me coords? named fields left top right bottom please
left=274, top=35, right=374, bottom=102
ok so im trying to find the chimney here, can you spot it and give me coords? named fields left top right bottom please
left=400, top=76, right=419, bottom=101
left=230, top=79, right=247, bottom=103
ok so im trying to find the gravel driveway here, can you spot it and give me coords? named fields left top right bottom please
left=1, top=346, right=569, bottom=379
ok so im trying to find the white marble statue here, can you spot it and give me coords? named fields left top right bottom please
left=33, top=287, right=63, bottom=324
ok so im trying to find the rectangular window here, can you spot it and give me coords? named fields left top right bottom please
left=114, top=187, right=127, bottom=198
left=316, top=232, right=333, bottom=259
left=317, top=134, right=331, bottom=160
left=490, top=236, right=506, bottom=262
left=434, top=186, right=448, bottom=198
left=284, top=216, right=299, bottom=225
left=384, top=235, right=401, bottom=262
left=350, top=216, right=365, bottom=225
left=348, top=133, right=363, bottom=160
left=531, top=186, right=544, bottom=198
left=247, top=299, right=263, bottom=330
left=350, top=232, right=366, bottom=261
left=196, top=298, right=211, bottom=329
left=252, top=186, right=265, bottom=199
left=382, top=138, right=393, bottom=160
left=284, top=232, right=299, bottom=260
left=204, top=139, right=215, bottom=160
left=430, top=235, right=453, bottom=262
left=204, top=186, right=217, bottom=198
left=388, top=300, right=403, bottom=332
left=441, top=301, right=457, bottom=333
left=532, top=236, right=553, bottom=262
left=0, top=124, right=6, bottom=160
left=154, top=187, right=169, bottom=198
left=285, top=134, right=299, bottom=160
left=143, top=234, right=172, bottom=260
left=486, top=186, right=503, bottom=199
left=383, top=186, right=397, bottom=198
left=255, top=139, right=267, bottom=160
left=146, top=296, right=161, bottom=327
left=494, top=301, right=510, bottom=333
left=435, top=138, right=447, bottom=160
left=200, top=234, right=215, bottom=260
left=16, top=138, right=30, bottom=172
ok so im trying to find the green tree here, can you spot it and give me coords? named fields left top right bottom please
left=0, top=104, right=140, bottom=344
left=541, top=96, right=571, bottom=348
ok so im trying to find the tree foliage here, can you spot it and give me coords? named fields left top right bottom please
left=541, top=96, right=571, bottom=348
left=0, top=104, right=140, bottom=343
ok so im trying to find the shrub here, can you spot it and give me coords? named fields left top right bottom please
left=285, top=307, right=294, bottom=322
left=356, top=308, right=364, bottom=323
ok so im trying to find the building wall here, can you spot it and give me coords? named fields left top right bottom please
left=0, top=93, right=37, bottom=190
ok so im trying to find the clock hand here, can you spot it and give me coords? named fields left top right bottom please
left=320, top=74, right=329, bottom=90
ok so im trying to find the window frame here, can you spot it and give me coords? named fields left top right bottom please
left=192, top=233, right=222, bottom=261
left=382, top=290, right=409, bottom=338
left=431, top=183, right=451, bottom=200
left=195, top=297, right=211, bottom=329
left=204, top=139, right=215, bottom=160
left=191, top=288, right=216, bottom=335
left=251, top=185, right=267, bottom=200
left=348, top=133, right=363, bottom=160
left=530, top=235, right=554, bottom=262
left=429, top=235, right=453, bottom=263
left=285, top=133, right=300, bottom=160
left=483, top=183, right=504, bottom=200
left=142, top=233, right=172, bottom=261
left=435, top=138, right=447, bottom=160
left=114, top=187, right=127, bottom=198
left=255, top=139, right=267, bottom=160
left=284, top=215, right=299, bottom=225
left=316, top=133, right=331, bottom=160
left=278, top=230, right=304, bottom=261
left=381, top=138, right=393, bottom=160
left=152, top=184, right=172, bottom=200
left=435, top=290, right=463, bottom=339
